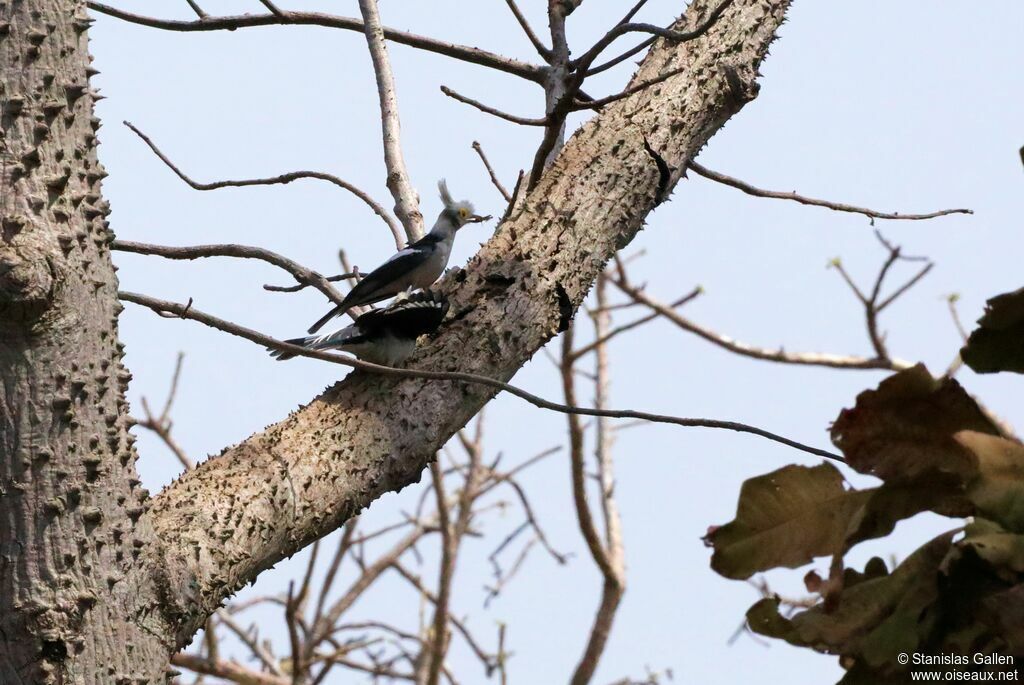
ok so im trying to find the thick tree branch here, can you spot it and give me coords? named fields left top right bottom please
left=138, top=0, right=798, bottom=647
left=86, top=2, right=547, bottom=84
left=358, top=0, right=423, bottom=241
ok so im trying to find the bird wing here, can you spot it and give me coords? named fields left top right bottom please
left=306, top=247, right=430, bottom=334
left=347, top=247, right=429, bottom=304
left=356, top=292, right=449, bottom=339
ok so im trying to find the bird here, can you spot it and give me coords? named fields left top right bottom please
left=306, top=179, right=486, bottom=334
left=270, top=290, right=450, bottom=365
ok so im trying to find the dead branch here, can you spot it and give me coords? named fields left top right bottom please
left=689, top=161, right=972, bottom=223
left=119, top=290, right=844, bottom=461
left=440, top=86, right=548, bottom=126
left=86, top=2, right=546, bottom=84
left=112, top=240, right=346, bottom=305
left=608, top=273, right=906, bottom=370
left=503, top=0, right=550, bottom=58
left=124, top=121, right=403, bottom=248
left=358, top=0, right=423, bottom=240
left=471, top=141, right=512, bottom=202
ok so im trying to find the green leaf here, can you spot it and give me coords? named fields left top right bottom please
left=962, top=287, right=1024, bottom=374
left=830, top=364, right=1001, bottom=487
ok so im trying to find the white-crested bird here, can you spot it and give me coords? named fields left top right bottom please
left=306, top=180, right=486, bottom=334
left=271, top=291, right=450, bottom=365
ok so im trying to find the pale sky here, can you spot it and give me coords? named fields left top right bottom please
left=89, top=1, right=1024, bottom=683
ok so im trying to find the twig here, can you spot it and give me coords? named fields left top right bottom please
left=171, top=653, right=291, bottom=685
left=689, top=162, right=973, bottom=223
left=570, top=0, right=737, bottom=71
left=216, top=610, right=285, bottom=676
left=183, top=0, right=207, bottom=20
left=86, top=3, right=547, bottom=84
left=426, top=463, right=454, bottom=685
left=264, top=272, right=358, bottom=294
left=440, top=86, right=548, bottom=126
left=572, top=64, right=689, bottom=110
left=123, top=121, right=403, bottom=248
left=503, top=0, right=550, bottom=58
left=585, top=37, right=655, bottom=77
left=608, top=275, right=905, bottom=371
left=570, top=286, right=703, bottom=360
left=358, top=0, right=423, bottom=241
left=830, top=232, right=934, bottom=362
left=471, top=141, right=512, bottom=202
left=118, top=291, right=844, bottom=461
left=256, top=0, right=286, bottom=18
left=136, top=353, right=195, bottom=470
left=112, top=239, right=346, bottom=305
left=391, top=563, right=496, bottom=671
left=312, top=526, right=428, bottom=645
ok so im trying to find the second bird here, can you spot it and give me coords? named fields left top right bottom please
left=307, top=180, right=486, bottom=334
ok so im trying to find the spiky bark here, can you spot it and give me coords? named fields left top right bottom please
left=0, top=0, right=173, bottom=681
left=0, top=0, right=789, bottom=678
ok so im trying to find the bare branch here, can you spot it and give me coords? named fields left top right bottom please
left=183, top=0, right=207, bottom=20
left=570, top=0, right=737, bottom=72
left=263, top=272, right=358, bottom=294
left=312, top=526, right=428, bottom=645
left=86, top=2, right=547, bottom=84
left=471, top=141, right=512, bottom=202
left=171, top=653, right=291, bottom=685
left=216, top=610, right=285, bottom=676
left=608, top=275, right=905, bottom=371
left=570, top=286, right=703, bottom=361
left=391, top=563, right=496, bottom=672
left=503, top=0, right=550, bottom=58
left=689, top=161, right=973, bottom=223
left=561, top=326, right=616, bottom=582
left=440, top=86, right=548, bottom=126
left=119, top=290, right=844, bottom=461
left=830, top=232, right=934, bottom=362
left=358, top=0, right=423, bottom=240
left=112, top=240, right=346, bottom=305
left=123, top=121, right=403, bottom=247
left=561, top=305, right=622, bottom=683
left=572, top=64, right=688, bottom=110
left=256, top=0, right=286, bottom=18
left=585, top=37, right=655, bottom=77
left=425, top=463, right=454, bottom=685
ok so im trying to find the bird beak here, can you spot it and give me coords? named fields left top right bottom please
left=466, top=214, right=491, bottom=224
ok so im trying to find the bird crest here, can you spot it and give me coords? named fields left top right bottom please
left=438, top=179, right=476, bottom=221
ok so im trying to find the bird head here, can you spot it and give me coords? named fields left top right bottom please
left=438, top=179, right=488, bottom=229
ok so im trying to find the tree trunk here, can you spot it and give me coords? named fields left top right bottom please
left=0, top=0, right=174, bottom=681
left=0, top=0, right=789, bottom=679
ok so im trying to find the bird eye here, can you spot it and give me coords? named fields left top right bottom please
left=458, top=208, right=469, bottom=218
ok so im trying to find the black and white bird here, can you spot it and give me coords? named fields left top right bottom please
left=306, top=180, right=486, bottom=334
left=270, top=291, right=450, bottom=365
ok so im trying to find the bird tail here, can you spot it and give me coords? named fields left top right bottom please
left=268, top=336, right=315, bottom=361
left=307, top=302, right=345, bottom=334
